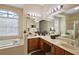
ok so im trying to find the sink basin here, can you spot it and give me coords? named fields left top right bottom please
left=57, top=37, right=75, bottom=45
left=62, top=36, right=73, bottom=39
left=60, top=43, right=75, bottom=49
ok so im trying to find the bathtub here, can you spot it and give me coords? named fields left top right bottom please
left=0, top=39, right=22, bottom=49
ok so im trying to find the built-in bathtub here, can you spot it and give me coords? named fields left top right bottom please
left=0, top=39, right=23, bottom=49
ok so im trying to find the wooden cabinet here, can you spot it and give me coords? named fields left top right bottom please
left=40, top=39, right=65, bottom=55
left=54, top=45, right=64, bottom=55
left=28, top=37, right=74, bottom=55
left=40, top=39, right=44, bottom=50
left=40, top=39, right=52, bottom=53
left=28, top=38, right=40, bottom=53
left=51, top=45, right=55, bottom=55
left=51, top=45, right=73, bottom=55
left=40, top=39, right=73, bottom=55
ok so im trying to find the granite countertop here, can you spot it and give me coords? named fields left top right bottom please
left=27, top=35, right=79, bottom=55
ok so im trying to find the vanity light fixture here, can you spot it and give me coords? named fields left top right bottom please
left=61, top=5, right=63, bottom=8
left=51, top=9, right=54, bottom=13
left=51, top=5, right=63, bottom=14
left=54, top=8, right=56, bottom=12
left=57, top=5, right=61, bottom=10
left=55, top=7, right=58, bottom=11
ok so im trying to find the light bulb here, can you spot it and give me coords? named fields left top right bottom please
left=54, top=8, right=57, bottom=11
left=51, top=9, right=54, bottom=13
left=57, top=5, right=61, bottom=10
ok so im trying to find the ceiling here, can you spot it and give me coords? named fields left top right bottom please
left=7, top=4, right=59, bottom=9
left=64, top=7, right=79, bottom=15
left=6, top=4, right=79, bottom=21
left=6, top=4, right=79, bottom=15
left=7, top=4, right=24, bottom=8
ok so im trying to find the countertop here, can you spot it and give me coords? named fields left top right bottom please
left=27, top=35, right=79, bottom=55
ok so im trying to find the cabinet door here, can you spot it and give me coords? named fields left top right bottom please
left=65, top=51, right=73, bottom=55
left=40, top=39, right=44, bottom=50
left=40, top=39, right=52, bottom=53
left=28, top=38, right=40, bottom=53
left=28, top=39, right=34, bottom=52
left=51, top=45, right=55, bottom=55
left=55, top=45, right=64, bottom=55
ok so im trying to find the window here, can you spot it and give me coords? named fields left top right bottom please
left=0, top=10, right=19, bottom=18
left=0, top=10, right=19, bottom=36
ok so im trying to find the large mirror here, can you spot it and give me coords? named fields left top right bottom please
left=26, top=17, right=40, bottom=36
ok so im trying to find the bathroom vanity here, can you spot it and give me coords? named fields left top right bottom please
left=27, top=36, right=75, bottom=55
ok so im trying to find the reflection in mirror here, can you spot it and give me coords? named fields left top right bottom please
left=49, top=17, right=61, bottom=35
left=26, top=17, right=40, bottom=36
